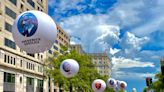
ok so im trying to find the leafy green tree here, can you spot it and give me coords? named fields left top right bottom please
left=152, top=72, right=164, bottom=92
left=45, top=49, right=113, bottom=92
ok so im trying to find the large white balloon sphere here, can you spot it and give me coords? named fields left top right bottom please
left=118, top=81, right=127, bottom=90
left=107, top=78, right=117, bottom=88
left=92, top=79, right=106, bottom=92
left=12, top=10, right=57, bottom=53
left=60, top=59, right=79, bottom=78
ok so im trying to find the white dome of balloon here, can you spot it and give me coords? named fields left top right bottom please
left=107, top=78, right=117, bottom=88
left=60, top=59, right=79, bottom=78
left=118, top=81, right=127, bottom=90
left=12, top=10, right=57, bottom=53
left=92, top=79, right=106, bottom=92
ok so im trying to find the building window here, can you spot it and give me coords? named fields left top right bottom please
left=9, top=0, right=17, bottom=5
left=20, top=3, right=24, bottom=10
left=37, top=79, right=43, bottom=87
left=55, top=40, right=58, bottom=44
left=4, top=38, right=16, bottom=49
left=5, top=22, right=12, bottom=32
left=20, top=77, right=22, bottom=83
left=27, top=53, right=35, bottom=57
left=27, top=0, right=35, bottom=8
left=5, top=7, right=16, bottom=19
left=20, top=60, right=23, bottom=67
left=8, top=56, right=10, bottom=63
left=48, top=50, right=52, bottom=54
left=54, top=46, right=58, bottom=50
left=60, top=50, right=64, bottom=54
left=4, top=54, right=7, bottom=62
left=11, top=57, right=13, bottom=64
left=4, top=72, right=15, bottom=83
left=27, top=77, right=34, bottom=86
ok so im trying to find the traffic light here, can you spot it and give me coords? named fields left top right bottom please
left=146, top=77, right=152, bottom=87
left=161, top=64, right=164, bottom=75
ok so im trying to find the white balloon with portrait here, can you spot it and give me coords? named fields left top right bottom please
left=60, top=59, right=79, bottom=78
left=92, top=79, right=106, bottom=92
left=107, top=78, right=117, bottom=88
left=12, top=10, right=57, bottom=53
left=118, top=81, right=127, bottom=90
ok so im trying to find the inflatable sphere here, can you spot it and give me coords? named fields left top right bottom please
left=12, top=10, right=57, bottom=53
left=92, top=79, right=106, bottom=92
left=107, top=78, right=117, bottom=88
left=60, top=59, right=79, bottom=78
left=118, top=81, right=127, bottom=90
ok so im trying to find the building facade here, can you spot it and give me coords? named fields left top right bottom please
left=70, top=44, right=85, bottom=54
left=89, top=53, right=112, bottom=77
left=48, top=24, right=70, bottom=56
left=0, top=0, right=70, bottom=92
left=70, top=44, right=112, bottom=77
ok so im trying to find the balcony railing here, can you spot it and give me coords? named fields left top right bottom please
left=26, top=85, right=34, bottom=92
left=3, top=82, right=15, bottom=92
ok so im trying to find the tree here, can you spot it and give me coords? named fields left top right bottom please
left=151, top=72, right=164, bottom=92
left=45, top=49, right=114, bottom=92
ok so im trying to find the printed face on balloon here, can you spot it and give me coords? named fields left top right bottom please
left=109, top=80, right=114, bottom=85
left=95, top=82, right=101, bottom=90
left=17, top=13, right=38, bottom=37
left=120, top=83, right=125, bottom=89
left=62, top=62, right=71, bottom=74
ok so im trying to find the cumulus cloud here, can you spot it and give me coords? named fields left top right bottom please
left=50, top=0, right=163, bottom=81
left=60, top=14, right=120, bottom=53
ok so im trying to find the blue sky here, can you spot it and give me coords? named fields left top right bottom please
left=48, top=0, right=164, bottom=91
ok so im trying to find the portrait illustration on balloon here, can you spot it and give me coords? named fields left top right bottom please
left=109, top=80, right=114, bottom=85
left=18, top=13, right=38, bottom=37
left=95, top=82, right=101, bottom=90
left=62, top=62, right=71, bottom=74
left=92, top=79, right=106, bottom=92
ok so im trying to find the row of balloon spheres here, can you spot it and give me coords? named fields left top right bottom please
left=92, top=78, right=127, bottom=92
left=12, top=10, right=127, bottom=92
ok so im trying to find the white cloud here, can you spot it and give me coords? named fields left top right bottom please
left=111, top=57, right=155, bottom=71
left=113, top=71, right=155, bottom=79
left=109, top=48, right=120, bottom=55
left=60, top=14, right=120, bottom=53
left=51, top=0, right=163, bottom=80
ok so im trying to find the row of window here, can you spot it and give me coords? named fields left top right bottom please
left=6, top=1, right=44, bottom=20
left=3, top=53, right=43, bottom=73
left=4, top=54, right=16, bottom=65
left=4, top=72, right=43, bottom=87
left=26, top=62, right=35, bottom=70
left=9, top=0, right=43, bottom=8
left=98, top=71, right=109, bottom=74
left=93, top=61, right=108, bottom=64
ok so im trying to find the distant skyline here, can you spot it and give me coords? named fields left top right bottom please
left=48, top=0, right=164, bottom=91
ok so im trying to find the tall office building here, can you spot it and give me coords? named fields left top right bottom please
left=89, top=53, right=112, bottom=77
left=70, top=44, right=85, bottom=54
left=70, top=44, right=112, bottom=77
left=0, top=0, right=70, bottom=92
